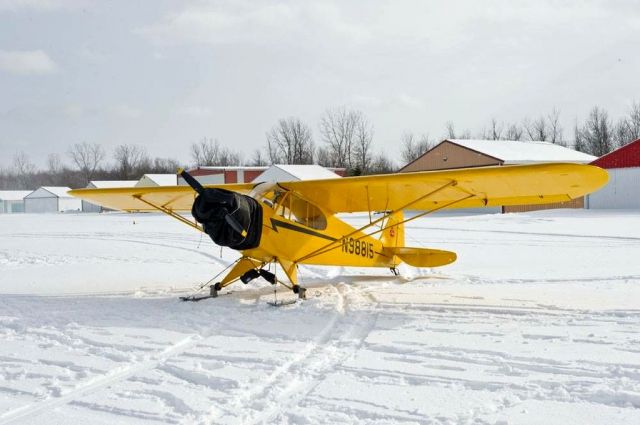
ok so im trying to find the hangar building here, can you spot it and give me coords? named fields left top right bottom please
left=0, top=191, right=31, bottom=213
left=400, top=139, right=596, bottom=213
left=24, top=187, right=82, bottom=213
left=179, top=165, right=347, bottom=186
left=178, top=166, right=268, bottom=185
left=82, top=180, right=138, bottom=212
left=255, top=165, right=342, bottom=183
left=586, top=138, right=640, bottom=209
left=135, top=174, right=177, bottom=187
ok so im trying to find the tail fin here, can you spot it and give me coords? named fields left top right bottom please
left=380, top=211, right=404, bottom=248
left=380, top=211, right=456, bottom=268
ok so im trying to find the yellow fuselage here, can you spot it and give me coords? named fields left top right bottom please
left=243, top=200, right=394, bottom=268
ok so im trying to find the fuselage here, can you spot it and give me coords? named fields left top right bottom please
left=241, top=185, right=396, bottom=268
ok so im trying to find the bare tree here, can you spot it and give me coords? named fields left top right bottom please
left=12, top=151, right=36, bottom=189
left=445, top=121, right=456, bottom=139
left=576, top=106, right=614, bottom=156
left=548, top=107, right=564, bottom=145
left=369, top=152, right=395, bottom=174
left=524, top=116, right=548, bottom=141
left=614, top=101, right=640, bottom=147
left=400, top=132, right=431, bottom=165
left=484, top=118, right=503, bottom=140
left=628, top=101, right=640, bottom=142
left=504, top=123, right=524, bottom=140
left=191, top=138, right=220, bottom=165
left=113, top=144, right=149, bottom=179
left=319, top=107, right=364, bottom=170
left=250, top=148, right=269, bottom=166
left=316, top=147, right=332, bottom=167
left=352, top=117, right=373, bottom=175
left=47, top=153, right=63, bottom=175
left=151, top=157, right=181, bottom=173
left=68, top=142, right=105, bottom=183
left=573, top=121, right=587, bottom=153
left=190, top=138, right=240, bottom=166
left=266, top=117, right=314, bottom=164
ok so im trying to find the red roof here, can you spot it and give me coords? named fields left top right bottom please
left=591, top=138, right=640, bottom=169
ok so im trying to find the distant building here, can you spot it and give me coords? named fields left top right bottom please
left=399, top=139, right=596, bottom=213
left=255, top=164, right=343, bottom=182
left=82, top=180, right=138, bottom=212
left=24, top=187, right=82, bottom=213
left=179, top=166, right=269, bottom=186
left=0, top=191, right=31, bottom=213
left=587, top=138, right=640, bottom=209
left=400, top=139, right=596, bottom=172
left=179, top=165, right=347, bottom=186
left=135, top=174, right=178, bottom=187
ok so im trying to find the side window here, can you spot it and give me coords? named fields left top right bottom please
left=270, top=191, right=327, bottom=230
left=289, top=193, right=327, bottom=230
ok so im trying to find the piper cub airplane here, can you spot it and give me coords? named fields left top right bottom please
left=70, top=163, right=607, bottom=301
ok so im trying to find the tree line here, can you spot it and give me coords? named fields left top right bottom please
left=2, top=102, right=639, bottom=190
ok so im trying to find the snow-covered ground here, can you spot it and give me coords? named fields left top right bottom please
left=1, top=210, right=640, bottom=424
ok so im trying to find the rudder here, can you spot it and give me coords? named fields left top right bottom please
left=380, top=210, right=404, bottom=248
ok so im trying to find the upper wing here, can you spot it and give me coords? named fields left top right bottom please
left=69, top=163, right=608, bottom=214
left=68, top=183, right=255, bottom=212
left=279, top=163, right=608, bottom=213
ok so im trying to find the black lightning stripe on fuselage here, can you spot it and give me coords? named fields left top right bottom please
left=269, top=218, right=337, bottom=242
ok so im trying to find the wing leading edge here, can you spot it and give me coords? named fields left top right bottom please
left=279, top=163, right=608, bottom=213
left=68, top=183, right=255, bottom=212
left=69, top=163, right=608, bottom=214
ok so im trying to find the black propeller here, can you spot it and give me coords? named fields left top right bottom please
left=179, top=168, right=246, bottom=237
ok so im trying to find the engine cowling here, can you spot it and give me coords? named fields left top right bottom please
left=191, top=188, right=262, bottom=250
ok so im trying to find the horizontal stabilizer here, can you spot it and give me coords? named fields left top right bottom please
left=384, top=247, right=457, bottom=268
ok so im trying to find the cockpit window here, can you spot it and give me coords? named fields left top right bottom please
left=251, top=184, right=327, bottom=231
left=268, top=190, right=327, bottom=230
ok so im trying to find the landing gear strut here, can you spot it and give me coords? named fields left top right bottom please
left=292, top=285, right=307, bottom=300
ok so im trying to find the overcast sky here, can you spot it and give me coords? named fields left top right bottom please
left=1, top=0, right=639, bottom=168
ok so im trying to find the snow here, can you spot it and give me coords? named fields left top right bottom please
left=447, top=139, right=597, bottom=164
left=1, top=209, right=640, bottom=424
left=258, top=165, right=341, bottom=182
left=0, top=191, right=31, bottom=202
left=24, top=187, right=73, bottom=199
left=88, top=181, right=138, bottom=189
left=136, top=175, right=178, bottom=187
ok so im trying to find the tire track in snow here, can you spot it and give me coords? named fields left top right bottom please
left=210, top=283, right=379, bottom=425
left=0, top=334, right=201, bottom=425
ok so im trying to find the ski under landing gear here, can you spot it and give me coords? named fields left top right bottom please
left=241, top=267, right=307, bottom=306
left=180, top=259, right=307, bottom=304
left=179, top=282, right=222, bottom=302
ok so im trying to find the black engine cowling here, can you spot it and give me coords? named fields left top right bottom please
left=191, top=188, right=262, bottom=250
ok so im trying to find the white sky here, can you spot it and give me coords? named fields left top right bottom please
left=1, top=0, right=639, bottom=168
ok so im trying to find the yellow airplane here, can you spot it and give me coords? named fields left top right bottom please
left=69, top=163, right=607, bottom=301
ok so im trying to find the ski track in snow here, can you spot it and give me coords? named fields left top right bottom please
left=1, top=211, right=640, bottom=424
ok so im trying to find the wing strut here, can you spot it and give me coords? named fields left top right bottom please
left=295, top=180, right=469, bottom=263
left=133, top=194, right=203, bottom=232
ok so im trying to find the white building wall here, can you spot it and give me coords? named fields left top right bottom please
left=178, top=174, right=225, bottom=186
left=59, top=197, right=82, bottom=212
left=587, top=167, right=640, bottom=209
left=82, top=200, right=101, bottom=213
left=25, top=197, right=58, bottom=213
left=253, top=168, right=295, bottom=183
left=5, top=200, right=25, bottom=213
